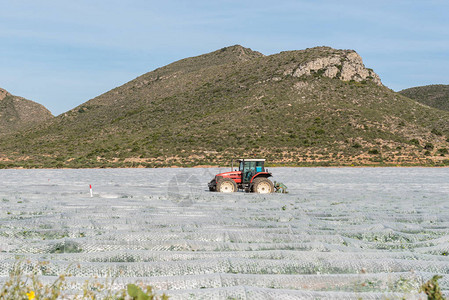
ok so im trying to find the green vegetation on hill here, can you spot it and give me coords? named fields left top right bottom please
left=399, top=84, right=449, bottom=111
left=0, top=88, right=53, bottom=134
left=1, top=46, right=449, bottom=168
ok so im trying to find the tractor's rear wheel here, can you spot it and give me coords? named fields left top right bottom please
left=216, top=178, right=237, bottom=193
left=252, top=177, right=274, bottom=194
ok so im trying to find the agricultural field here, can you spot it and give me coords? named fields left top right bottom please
left=1, top=167, right=449, bottom=299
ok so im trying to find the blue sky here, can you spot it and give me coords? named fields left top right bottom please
left=1, top=0, right=448, bottom=115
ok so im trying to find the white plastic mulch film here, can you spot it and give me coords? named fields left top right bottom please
left=0, top=167, right=448, bottom=299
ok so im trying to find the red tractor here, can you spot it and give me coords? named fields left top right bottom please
left=208, top=159, right=274, bottom=193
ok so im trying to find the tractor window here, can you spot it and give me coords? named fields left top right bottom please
left=244, top=161, right=256, bottom=182
left=238, top=161, right=254, bottom=182
left=256, top=161, right=264, bottom=173
left=245, top=161, right=256, bottom=172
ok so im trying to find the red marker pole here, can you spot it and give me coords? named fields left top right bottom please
left=90, top=185, right=93, bottom=197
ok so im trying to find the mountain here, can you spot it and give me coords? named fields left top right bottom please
left=0, top=88, right=53, bottom=134
left=399, top=84, right=449, bottom=111
left=1, top=45, right=449, bottom=168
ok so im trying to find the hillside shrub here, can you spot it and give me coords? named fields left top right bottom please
left=368, top=149, right=379, bottom=155
left=409, top=139, right=420, bottom=146
left=431, top=128, right=443, bottom=136
left=424, top=143, right=434, bottom=150
left=437, top=148, right=448, bottom=155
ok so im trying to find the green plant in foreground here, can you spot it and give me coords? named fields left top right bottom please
left=123, top=284, right=168, bottom=300
left=419, top=275, right=445, bottom=300
left=0, top=261, right=168, bottom=299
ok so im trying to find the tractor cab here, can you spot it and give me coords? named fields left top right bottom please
left=208, top=158, right=274, bottom=193
left=238, top=159, right=266, bottom=183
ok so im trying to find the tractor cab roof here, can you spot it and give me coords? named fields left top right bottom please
left=237, top=159, right=266, bottom=162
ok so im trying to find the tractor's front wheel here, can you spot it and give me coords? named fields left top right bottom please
left=216, top=178, right=237, bottom=193
left=252, top=178, right=274, bottom=194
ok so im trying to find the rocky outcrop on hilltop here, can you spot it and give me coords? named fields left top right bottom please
left=284, top=50, right=382, bottom=85
left=0, top=88, right=10, bottom=101
left=0, top=88, right=53, bottom=134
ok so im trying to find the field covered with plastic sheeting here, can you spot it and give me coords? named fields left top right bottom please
left=0, top=167, right=449, bottom=299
